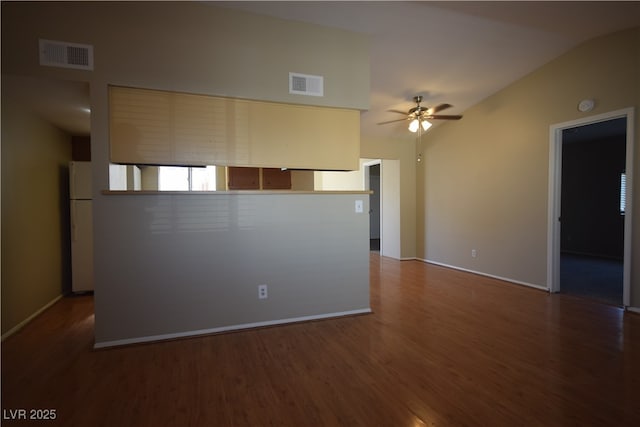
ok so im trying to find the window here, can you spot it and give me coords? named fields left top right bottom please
left=158, top=166, right=216, bottom=191
left=191, top=166, right=217, bottom=191
left=620, top=172, right=626, bottom=215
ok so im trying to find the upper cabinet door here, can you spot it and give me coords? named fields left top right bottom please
left=262, top=168, right=291, bottom=190
left=227, top=167, right=260, bottom=190
left=109, top=86, right=359, bottom=171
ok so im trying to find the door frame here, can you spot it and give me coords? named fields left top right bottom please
left=547, top=107, right=634, bottom=306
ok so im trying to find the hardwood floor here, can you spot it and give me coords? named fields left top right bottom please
left=3, top=254, right=639, bottom=426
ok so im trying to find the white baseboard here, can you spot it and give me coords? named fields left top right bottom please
left=379, top=254, right=416, bottom=261
left=627, top=306, right=640, bottom=314
left=94, top=307, right=372, bottom=349
left=1, top=294, right=63, bottom=341
left=417, top=258, right=549, bottom=292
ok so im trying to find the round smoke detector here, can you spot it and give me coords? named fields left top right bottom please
left=578, top=99, right=595, bottom=112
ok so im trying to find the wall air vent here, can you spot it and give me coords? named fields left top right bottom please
left=39, top=39, right=94, bottom=71
left=289, top=72, right=323, bottom=97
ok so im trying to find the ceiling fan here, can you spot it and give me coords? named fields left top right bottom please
left=378, top=95, right=462, bottom=133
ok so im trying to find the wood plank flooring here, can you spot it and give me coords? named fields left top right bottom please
left=2, top=254, right=639, bottom=426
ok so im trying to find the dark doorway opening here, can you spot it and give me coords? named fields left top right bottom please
left=560, top=117, right=626, bottom=306
left=368, top=163, right=381, bottom=252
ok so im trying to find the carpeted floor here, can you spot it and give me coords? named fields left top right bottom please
left=560, top=253, right=623, bottom=306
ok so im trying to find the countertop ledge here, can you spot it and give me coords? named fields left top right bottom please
left=102, top=190, right=373, bottom=196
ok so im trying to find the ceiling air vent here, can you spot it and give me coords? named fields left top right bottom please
left=39, top=39, right=94, bottom=71
left=289, top=72, right=323, bottom=97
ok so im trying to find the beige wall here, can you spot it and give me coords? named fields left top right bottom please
left=417, top=28, right=639, bottom=304
left=2, top=0, right=369, bottom=204
left=1, top=2, right=369, bottom=110
left=1, top=88, right=72, bottom=335
left=314, top=161, right=366, bottom=191
left=361, top=135, right=418, bottom=259
left=290, top=170, right=315, bottom=191
left=2, top=2, right=372, bottom=344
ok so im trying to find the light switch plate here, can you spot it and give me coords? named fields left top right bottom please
left=355, top=200, right=364, bottom=213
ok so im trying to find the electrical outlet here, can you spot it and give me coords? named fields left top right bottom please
left=471, top=249, right=477, bottom=258
left=258, top=284, right=268, bottom=299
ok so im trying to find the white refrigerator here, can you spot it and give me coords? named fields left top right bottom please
left=69, top=161, right=94, bottom=292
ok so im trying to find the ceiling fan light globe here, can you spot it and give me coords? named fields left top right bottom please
left=421, top=120, right=432, bottom=131
left=409, top=119, right=420, bottom=133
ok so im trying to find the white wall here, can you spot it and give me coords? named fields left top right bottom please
left=381, top=159, right=401, bottom=259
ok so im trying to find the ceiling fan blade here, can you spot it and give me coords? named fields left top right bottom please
left=386, top=109, right=409, bottom=115
left=428, top=103, right=452, bottom=114
left=377, top=117, right=409, bottom=125
left=428, top=114, right=463, bottom=120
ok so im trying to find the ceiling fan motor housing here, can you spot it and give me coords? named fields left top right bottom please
left=376, top=95, right=462, bottom=126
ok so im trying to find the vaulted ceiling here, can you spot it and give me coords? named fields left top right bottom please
left=6, top=1, right=640, bottom=141
left=218, top=1, right=640, bottom=141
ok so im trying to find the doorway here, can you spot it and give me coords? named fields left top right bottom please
left=560, top=118, right=626, bottom=305
left=365, top=162, right=381, bottom=252
left=364, top=159, right=401, bottom=259
left=548, top=108, right=634, bottom=306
